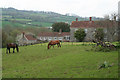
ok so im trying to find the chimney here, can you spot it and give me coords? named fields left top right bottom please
left=76, top=18, right=78, bottom=21
left=22, top=32, right=25, bottom=38
left=89, top=17, right=92, bottom=21
left=114, top=16, right=116, bottom=21
left=59, top=29, right=62, bottom=34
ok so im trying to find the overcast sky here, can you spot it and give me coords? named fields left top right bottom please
left=0, top=0, right=119, bottom=17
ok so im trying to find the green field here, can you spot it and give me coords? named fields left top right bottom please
left=2, top=42, right=118, bottom=78
left=2, top=8, right=103, bottom=28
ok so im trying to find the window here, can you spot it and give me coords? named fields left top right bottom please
left=58, top=37, right=62, bottom=40
left=84, top=29, right=88, bottom=33
left=44, top=37, right=46, bottom=40
left=64, top=36, right=70, bottom=40
left=104, top=29, right=107, bottom=33
left=40, top=37, right=42, bottom=40
left=67, top=36, right=70, bottom=40
left=49, top=37, right=52, bottom=40
left=75, top=29, right=78, bottom=31
left=114, top=33, right=117, bottom=35
left=54, top=37, right=57, bottom=40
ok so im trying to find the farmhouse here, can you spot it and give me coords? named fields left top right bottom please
left=37, top=29, right=70, bottom=41
left=16, top=32, right=37, bottom=45
left=70, top=17, right=118, bottom=42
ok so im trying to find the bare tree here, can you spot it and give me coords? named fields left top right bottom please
left=105, top=13, right=118, bottom=42
left=110, top=12, right=118, bottom=21
left=103, top=14, right=110, bottom=20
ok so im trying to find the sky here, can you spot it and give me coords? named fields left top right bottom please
left=0, top=0, right=119, bottom=17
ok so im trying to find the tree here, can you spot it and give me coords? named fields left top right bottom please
left=103, top=13, right=118, bottom=42
left=110, top=13, right=118, bottom=21
left=9, top=29, right=21, bottom=42
left=103, top=14, right=110, bottom=20
left=94, top=28, right=104, bottom=41
left=74, top=28, right=86, bottom=42
left=2, top=30, right=8, bottom=48
left=52, top=22, right=70, bottom=32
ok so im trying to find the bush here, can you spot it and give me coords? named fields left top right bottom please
left=74, top=28, right=86, bottom=42
left=52, top=22, right=70, bottom=32
left=92, top=45, right=111, bottom=52
left=94, top=28, right=104, bottom=41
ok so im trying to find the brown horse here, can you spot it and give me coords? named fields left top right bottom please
left=6, top=43, right=19, bottom=54
left=48, top=40, right=61, bottom=49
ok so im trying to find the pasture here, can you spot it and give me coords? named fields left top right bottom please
left=2, top=42, right=118, bottom=78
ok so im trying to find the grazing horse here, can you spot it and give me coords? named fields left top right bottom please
left=6, top=43, right=19, bottom=54
left=48, top=40, right=61, bottom=49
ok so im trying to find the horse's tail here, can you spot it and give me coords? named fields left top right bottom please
left=59, top=40, right=61, bottom=47
left=16, top=44, right=19, bottom=52
left=48, top=44, right=50, bottom=49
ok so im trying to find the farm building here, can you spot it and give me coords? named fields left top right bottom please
left=37, top=29, right=70, bottom=42
left=70, top=17, right=118, bottom=42
left=16, top=32, right=37, bottom=45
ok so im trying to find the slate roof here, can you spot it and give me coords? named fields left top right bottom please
left=25, top=35, right=37, bottom=40
left=70, top=20, right=116, bottom=28
left=38, top=32, right=70, bottom=37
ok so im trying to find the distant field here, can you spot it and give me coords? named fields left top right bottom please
left=2, top=21, right=40, bottom=28
left=2, top=20, right=53, bottom=28
left=2, top=42, right=118, bottom=78
left=31, top=22, right=53, bottom=27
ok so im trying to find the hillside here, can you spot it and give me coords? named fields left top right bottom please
left=2, top=7, right=103, bottom=28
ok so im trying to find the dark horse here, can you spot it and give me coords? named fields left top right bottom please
left=6, top=43, right=19, bottom=54
left=48, top=40, right=61, bottom=49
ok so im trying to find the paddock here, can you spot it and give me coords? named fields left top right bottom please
left=2, top=42, right=118, bottom=78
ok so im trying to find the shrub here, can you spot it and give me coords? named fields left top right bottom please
left=93, top=45, right=111, bottom=52
left=94, top=28, right=104, bottom=41
left=74, top=28, right=86, bottom=42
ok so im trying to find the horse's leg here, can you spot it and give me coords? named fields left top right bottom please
left=59, top=43, right=61, bottom=47
left=53, top=45, right=54, bottom=48
left=16, top=45, right=19, bottom=52
left=13, top=48, right=15, bottom=53
left=16, top=47, right=19, bottom=52
left=50, top=45, right=51, bottom=48
left=57, top=44, right=59, bottom=48
left=6, top=49, right=8, bottom=54
left=9, top=48, right=10, bottom=53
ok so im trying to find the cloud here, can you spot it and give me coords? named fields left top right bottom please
left=0, top=0, right=119, bottom=17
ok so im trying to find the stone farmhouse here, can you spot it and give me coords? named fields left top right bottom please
left=16, top=32, right=37, bottom=45
left=37, top=29, right=70, bottom=42
left=16, top=17, right=118, bottom=45
left=16, top=30, right=70, bottom=45
left=70, top=17, right=118, bottom=42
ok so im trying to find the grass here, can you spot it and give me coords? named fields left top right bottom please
left=10, top=19, right=32, bottom=22
left=2, top=42, right=118, bottom=78
left=31, top=22, right=53, bottom=27
left=2, top=21, right=40, bottom=28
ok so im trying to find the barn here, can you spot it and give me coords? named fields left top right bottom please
left=16, top=32, right=37, bottom=46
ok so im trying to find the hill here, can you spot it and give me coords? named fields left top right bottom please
left=2, top=7, right=103, bottom=28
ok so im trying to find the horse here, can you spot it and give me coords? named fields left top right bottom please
left=6, top=43, right=19, bottom=54
left=48, top=40, right=61, bottom=49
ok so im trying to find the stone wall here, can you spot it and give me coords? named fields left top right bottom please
left=70, top=27, right=96, bottom=42
left=70, top=27, right=118, bottom=42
